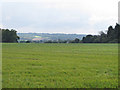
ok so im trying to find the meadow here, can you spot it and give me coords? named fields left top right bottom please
left=2, top=43, right=118, bottom=88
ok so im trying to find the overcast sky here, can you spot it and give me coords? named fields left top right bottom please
left=0, top=0, right=119, bottom=34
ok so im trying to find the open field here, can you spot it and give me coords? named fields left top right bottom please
left=2, top=43, right=118, bottom=88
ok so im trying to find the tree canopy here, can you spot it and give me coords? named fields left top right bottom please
left=82, top=23, right=120, bottom=43
left=0, top=29, right=20, bottom=43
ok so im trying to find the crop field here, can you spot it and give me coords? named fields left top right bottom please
left=2, top=43, right=118, bottom=88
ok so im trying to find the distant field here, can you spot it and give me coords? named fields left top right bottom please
left=2, top=43, right=118, bottom=88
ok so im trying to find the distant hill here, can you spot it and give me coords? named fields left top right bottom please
left=17, top=33, right=86, bottom=41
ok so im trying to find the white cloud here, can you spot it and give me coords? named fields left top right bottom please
left=5, top=16, right=11, bottom=21
left=1, top=0, right=119, bottom=34
left=89, top=16, right=117, bottom=25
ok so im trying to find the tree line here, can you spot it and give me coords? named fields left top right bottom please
left=82, top=23, right=120, bottom=43
left=0, top=28, right=20, bottom=43
left=0, top=23, right=120, bottom=43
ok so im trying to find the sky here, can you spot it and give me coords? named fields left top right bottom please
left=0, top=0, right=119, bottom=34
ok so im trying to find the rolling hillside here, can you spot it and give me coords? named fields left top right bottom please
left=17, top=33, right=86, bottom=41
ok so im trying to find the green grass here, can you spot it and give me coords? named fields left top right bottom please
left=2, top=43, right=118, bottom=88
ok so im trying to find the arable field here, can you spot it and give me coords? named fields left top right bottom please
left=2, top=43, right=118, bottom=88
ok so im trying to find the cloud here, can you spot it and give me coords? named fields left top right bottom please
left=1, top=0, right=119, bottom=34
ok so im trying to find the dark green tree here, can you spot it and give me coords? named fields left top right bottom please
left=1, top=29, right=20, bottom=43
left=82, top=35, right=94, bottom=43
left=74, top=38, right=80, bottom=43
left=114, top=23, right=120, bottom=43
left=107, top=26, right=115, bottom=39
left=99, top=31, right=108, bottom=43
left=81, top=23, right=120, bottom=43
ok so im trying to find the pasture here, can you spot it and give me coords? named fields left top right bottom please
left=2, top=43, right=118, bottom=88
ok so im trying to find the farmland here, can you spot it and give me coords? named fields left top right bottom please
left=2, top=43, right=118, bottom=88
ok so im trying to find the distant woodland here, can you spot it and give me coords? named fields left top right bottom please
left=0, top=23, right=120, bottom=43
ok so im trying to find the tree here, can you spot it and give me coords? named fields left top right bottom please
left=114, top=23, right=120, bottom=43
left=1, top=29, right=20, bottom=43
left=0, top=28, right=2, bottom=42
left=74, top=38, right=80, bottom=43
left=26, top=40, right=31, bottom=43
left=81, top=23, right=120, bottom=43
left=82, top=35, right=94, bottom=43
left=99, top=31, right=108, bottom=43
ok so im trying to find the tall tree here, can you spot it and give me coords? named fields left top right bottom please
left=81, top=23, right=120, bottom=43
left=1, top=29, right=20, bottom=43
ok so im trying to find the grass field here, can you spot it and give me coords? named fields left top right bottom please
left=2, top=43, right=118, bottom=88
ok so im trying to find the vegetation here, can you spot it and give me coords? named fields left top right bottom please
left=1, top=23, right=120, bottom=43
left=17, top=23, right=120, bottom=43
left=2, top=43, right=118, bottom=88
left=18, top=33, right=85, bottom=41
left=0, top=29, right=20, bottom=43
left=82, top=23, right=120, bottom=43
